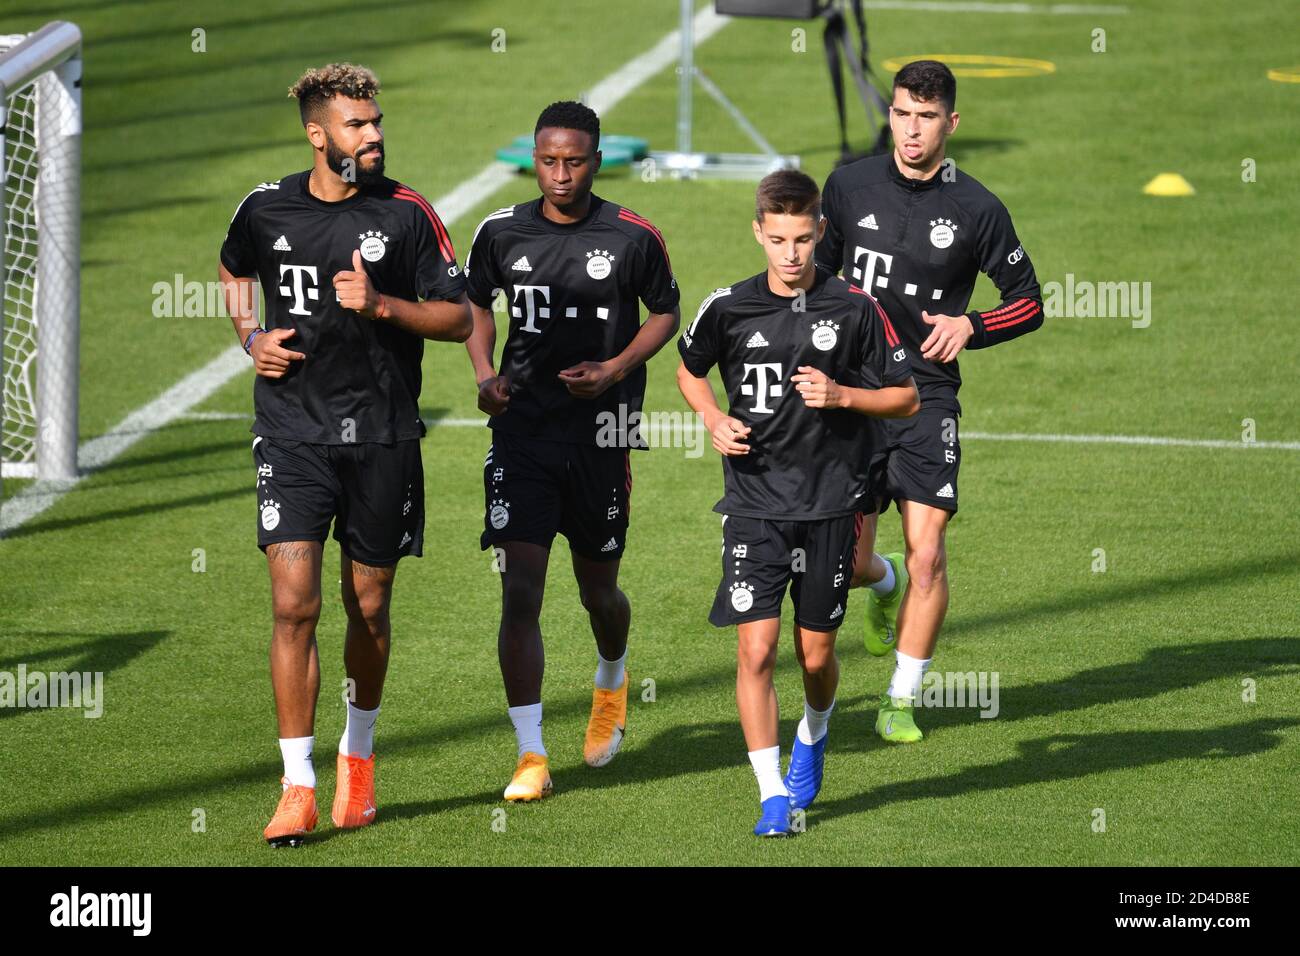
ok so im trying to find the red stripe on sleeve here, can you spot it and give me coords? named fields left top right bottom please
left=981, top=297, right=1034, bottom=320
left=617, top=208, right=672, bottom=270
left=395, top=186, right=456, bottom=263
left=984, top=301, right=1040, bottom=331
left=848, top=285, right=900, bottom=348
left=875, top=303, right=901, bottom=349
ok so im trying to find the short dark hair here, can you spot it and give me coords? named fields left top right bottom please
left=534, top=100, right=600, bottom=150
left=755, top=168, right=820, bottom=223
left=288, top=63, right=380, bottom=127
left=893, top=59, right=956, bottom=114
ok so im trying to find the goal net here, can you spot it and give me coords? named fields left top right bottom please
left=1, top=23, right=81, bottom=485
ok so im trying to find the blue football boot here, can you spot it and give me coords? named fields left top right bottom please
left=783, top=733, right=827, bottom=811
left=753, top=795, right=792, bottom=837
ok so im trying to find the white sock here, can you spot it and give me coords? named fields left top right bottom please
left=797, top=699, right=835, bottom=744
left=279, top=736, right=315, bottom=789
left=594, top=649, right=627, bottom=691
left=340, top=701, right=379, bottom=759
left=748, top=745, right=788, bottom=802
left=868, top=556, right=897, bottom=596
left=887, top=650, right=932, bottom=700
left=508, top=702, right=546, bottom=758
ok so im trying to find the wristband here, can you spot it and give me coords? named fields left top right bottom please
left=243, top=328, right=265, bottom=355
left=375, top=294, right=388, bottom=321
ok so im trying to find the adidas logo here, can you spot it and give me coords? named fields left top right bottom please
left=273, top=235, right=292, bottom=251
left=745, top=331, right=770, bottom=348
left=936, top=483, right=954, bottom=499
left=511, top=255, right=532, bottom=272
left=858, top=214, right=878, bottom=230
left=399, top=531, right=412, bottom=547
left=829, top=603, right=844, bottom=620
left=600, top=537, right=619, bottom=553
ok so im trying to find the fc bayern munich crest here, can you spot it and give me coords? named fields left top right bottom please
left=585, top=249, right=615, bottom=280
left=358, top=230, right=390, bottom=262
left=929, top=218, right=957, bottom=250
left=730, top=582, right=755, bottom=612
left=810, top=319, right=840, bottom=351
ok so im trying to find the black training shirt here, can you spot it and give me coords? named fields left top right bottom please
left=221, top=171, right=466, bottom=444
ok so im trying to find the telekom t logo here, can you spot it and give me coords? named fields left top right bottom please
left=278, top=264, right=319, bottom=316
left=512, top=285, right=551, bottom=334
left=509, top=285, right=611, bottom=332
left=850, top=246, right=892, bottom=291
left=741, top=363, right=783, bottom=414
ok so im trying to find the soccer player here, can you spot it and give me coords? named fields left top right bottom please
left=218, top=64, right=471, bottom=846
left=464, top=101, right=680, bottom=800
left=815, top=60, right=1043, bottom=743
left=677, top=170, right=918, bottom=836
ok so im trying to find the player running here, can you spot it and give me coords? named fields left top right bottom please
left=463, top=101, right=680, bottom=801
left=218, top=64, right=471, bottom=846
left=816, top=60, right=1043, bottom=743
left=677, top=170, right=918, bottom=836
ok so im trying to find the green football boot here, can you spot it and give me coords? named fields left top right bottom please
left=875, top=694, right=924, bottom=744
left=864, top=552, right=907, bottom=656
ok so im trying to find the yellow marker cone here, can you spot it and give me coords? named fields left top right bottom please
left=1143, top=173, right=1195, bottom=197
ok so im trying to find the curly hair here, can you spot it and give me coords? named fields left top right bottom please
left=534, top=100, right=600, bottom=150
left=288, top=63, right=381, bottom=126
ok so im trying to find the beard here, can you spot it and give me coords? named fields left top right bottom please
left=325, top=133, right=385, bottom=186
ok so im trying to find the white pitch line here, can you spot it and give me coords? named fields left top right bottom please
left=862, top=1, right=1128, bottom=13
left=177, top=410, right=251, bottom=422
left=961, top=431, right=1300, bottom=451
left=1, top=346, right=249, bottom=534
left=171, top=415, right=1300, bottom=454
left=422, top=418, right=1299, bottom=452
left=0, top=7, right=733, bottom=537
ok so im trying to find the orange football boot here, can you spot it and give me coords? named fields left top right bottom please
left=264, top=777, right=318, bottom=847
left=584, top=670, right=628, bottom=767
left=503, top=752, right=553, bottom=801
left=331, top=753, right=377, bottom=828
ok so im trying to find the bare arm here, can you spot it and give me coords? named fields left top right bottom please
left=465, top=300, right=499, bottom=383
left=791, top=367, right=920, bottom=418
left=676, top=361, right=751, bottom=456
left=333, top=250, right=470, bottom=342
left=219, top=261, right=259, bottom=348
left=465, top=300, right=510, bottom=415
left=559, top=307, right=681, bottom=399
left=376, top=292, right=472, bottom=342
left=219, top=261, right=305, bottom=379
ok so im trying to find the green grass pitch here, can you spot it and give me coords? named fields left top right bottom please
left=0, top=0, right=1297, bottom=865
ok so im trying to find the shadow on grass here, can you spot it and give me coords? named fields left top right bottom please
left=95, top=32, right=490, bottom=92
left=808, top=718, right=1300, bottom=827
left=2, top=486, right=248, bottom=540
left=942, top=551, right=1300, bottom=643
left=0, top=630, right=167, bottom=722
left=85, top=0, right=464, bottom=49
left=845, top=634, right=1300, bottom=741
left=96, top=437, right=253, bottom=474
left=4, top=635, right=1296, bottom=843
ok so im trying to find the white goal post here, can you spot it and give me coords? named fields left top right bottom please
left=1, top=21, right=82, bottom=489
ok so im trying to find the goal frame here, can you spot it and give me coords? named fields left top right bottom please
left=0, top=21, right=82, bottom=490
